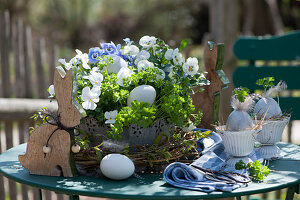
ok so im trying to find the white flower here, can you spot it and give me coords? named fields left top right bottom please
left=182, top=57, right=199, bottom=76
left=183, top=121, right=197, bottom=132
left=48, top=85, right=55, bottom=97
left=105, top=110, right=118, bottom=124
left=88, top=71, right=103, bottom=87
left=58, top=58, right=67, bottom=66
left=117, top=67, right=134, bottom=86
left=172, top=49, right=184, bottom=65
left=164, top=49, right=174, bottom=60
left=75, top=49, right=90, bottom=69
left=58, top=58, right=73, bottom=70
left=107, top=54, right=128, bottom=74
left=81, top=87, right=100, bottom=110
left=155, top=68, right=165, bottom=80
left=134, top=50, right=150, bottom=65
left=137, top=60, right=154, bottom=72
left=139, top=36, right=157, bottom=48
left=123, top=45, right=139, bottom=56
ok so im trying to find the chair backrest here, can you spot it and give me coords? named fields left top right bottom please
left=232, top=31, right=300, bottom=120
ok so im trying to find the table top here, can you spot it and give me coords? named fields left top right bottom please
left=0, top=143, right=300, bottom=199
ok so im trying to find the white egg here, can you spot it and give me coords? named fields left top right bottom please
left=107, top=54, right=128, bottom=74
left=253, top=97, right=282, bottom=120
left=226, top=110, right=254, bottom=131
left=127, top=85, right=156, bottom=107
left=100, top=154, right=135, bottom=180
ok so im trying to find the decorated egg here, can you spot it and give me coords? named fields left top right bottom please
left=100, top=154, right=135, bottom=180
left=226, top=110, right=254, bottom=131
left=127, top=85, right=156, bottom=107
left=107, top=54, right=128, bottom=74
left=253, top=97, right=282, bottom=120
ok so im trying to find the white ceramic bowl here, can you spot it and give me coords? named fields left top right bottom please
left=256, top=117, right=289, bottom=144
left=216, top=126, right=261, bottom=157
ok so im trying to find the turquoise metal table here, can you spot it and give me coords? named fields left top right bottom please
left=0, top=143, right=299, bottom=200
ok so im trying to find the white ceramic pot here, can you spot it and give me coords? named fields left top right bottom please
left=216, top=126, right=261, bottom=167
left=256, top=117, right=289, bottom=159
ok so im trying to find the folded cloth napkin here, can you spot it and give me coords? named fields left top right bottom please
left=163, top=129, right=263, bottom=193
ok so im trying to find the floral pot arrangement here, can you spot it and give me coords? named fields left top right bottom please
left=43, top=36, right=213, bottom=177
left=215, top=89, right=261, bottom=168
left=253, top=78, right=290, bottom=160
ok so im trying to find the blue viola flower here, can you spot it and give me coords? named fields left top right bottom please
left=88, top=47, right=103, bottom=64
left=123, top=38, right=131, bottom=45
left=100, top=42, right=120, bottom=55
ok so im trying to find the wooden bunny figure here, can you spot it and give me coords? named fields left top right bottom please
left=19, top=68, right=81, bottom=177
left=192, top=41, right=229, bottom=129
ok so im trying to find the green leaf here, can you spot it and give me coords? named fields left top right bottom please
left=179, top=38, right=190, bottom=51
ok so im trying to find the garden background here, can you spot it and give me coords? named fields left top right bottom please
left=0, top=0, right=299, bottom=199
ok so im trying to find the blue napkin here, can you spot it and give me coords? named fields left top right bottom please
left=163, top=129, right=263, bottom=193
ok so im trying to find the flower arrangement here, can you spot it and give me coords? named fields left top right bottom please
left=48, top=36, right=209, bottom=141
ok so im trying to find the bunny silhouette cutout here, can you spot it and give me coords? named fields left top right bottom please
left=19, top=68, right=81, bottom=177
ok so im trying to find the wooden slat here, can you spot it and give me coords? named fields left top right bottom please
left=0, top=11, right=11, bottom=97
left=56, top=194, right=65, bottom=200
left=5, top=121, right=17, bottom=200
left=18, top=121, right=29, bottom=200
left=34, top=38, right=47, bottom=98
left=12, top=19, right=26, bottom=98
left=233, top=30, right=300, bottom=61
left=32, top=187, right=40, bottom=200
left=0, top=98, right=58, bottom=121
left=49, top=44, right=58, bottom=85
left=24, top=25, right=33, bottom=98
left=0, top=121, right=5, bottom=200
left=44, top=190, right=52, bottom=200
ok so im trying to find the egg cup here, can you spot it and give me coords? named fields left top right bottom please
left=216, top=126, right=261, bottom=168
left=256, top=117, right=289, bottom=160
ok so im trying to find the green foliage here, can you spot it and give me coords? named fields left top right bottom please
left=256, top=77, right=275, bottom=92
left=235, top=160, right=270, bottom=182
left=108, top=101, right=157, bottom=139
left=179, top=38, right=190, bottom=51
left=29, top=107, right=49, bottom=134
left=191, top=109, right=203, bottom=126
left=233, top=87, right=250, bottom=102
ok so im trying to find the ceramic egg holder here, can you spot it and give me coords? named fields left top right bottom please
left=216, top=126, right=260, bottom=168
left=256, top=117, right=289, bottom=160
left=19, top=68, right=81, bottom=177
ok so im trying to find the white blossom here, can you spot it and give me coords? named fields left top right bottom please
left=139, top=36, right=157, bottom=48
left=81, top=87, right=100, bottom=110
left=137, top=60, right=154, bottom=72
left=134, top=50, right=150, bottom=65
left=58, top=58, right=73, bottom=70
left=164, top=49, right=174, bottom=60
left=183, top=121, right=197, bottom=132
left=105, top=110, right=118, bottom=124
left=117, top=67, right=134, bottom=86
left=48, top=85, right=55, bottom=98
left=88, top=71, right=103, bottom=87
left=123, top=45, right=139, bottom=56
left=182, top=57, right=199, bottom=76
left=107, top=54, right=128, bottom=74
left=172, top=49, right=184, bottom=65
left=75, top=49, right=90, bottom=69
